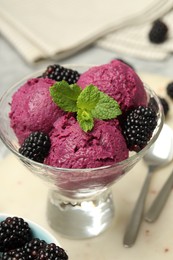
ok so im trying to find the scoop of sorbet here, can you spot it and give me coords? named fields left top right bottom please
left=44, top=114, right=129, bottom=169
left=9, top=78, right=65, bottom=144
left=77, top=60, right=147, bottom=112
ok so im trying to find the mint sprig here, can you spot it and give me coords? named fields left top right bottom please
left=50, top=80, right=82, bottom=112
left=50, top=81, right=122, bottom=132
left=91, top=91, right=122, bottom=120
left=77, top=109, right=94, bottom=132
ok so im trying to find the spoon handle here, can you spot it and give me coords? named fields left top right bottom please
left=123, top=170, right=152, bottom=247
left=145, top=170, right=173, bottom=222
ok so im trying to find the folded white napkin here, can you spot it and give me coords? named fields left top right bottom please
left=97, top=5, right=173, bottom=61
left=0, top=0, right=173, bottom=63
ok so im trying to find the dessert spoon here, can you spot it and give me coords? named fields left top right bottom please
left=145, top=168, right=173, bottom=222
left=123, top=124, right=173, bottom=247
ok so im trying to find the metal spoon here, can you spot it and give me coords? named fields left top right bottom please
left=145, top=171, right=173, bottom=222
left=123, top=124, right=173, bottom=247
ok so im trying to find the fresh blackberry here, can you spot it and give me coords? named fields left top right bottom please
left=36, top=243, right=68, bottom=260
left=166, top=81, right=173, bottom=99
left=1, top=239, right=46, bottom=259
left=1, top=239, right=67, bottom=259
left=122, top=106, right=157, bottom=152
left=158, top=96, right=169, bottom=117
left=0, top=217, right=32, bottom=252
left=19, top=131, right=51, bottom=163
left=24, top=238, right=47, bottom=259
left=42, top=64, right=80, bottom=84
left=148, top=19, right=168, bottom=43
left=2, top=247, right=25, bottom=260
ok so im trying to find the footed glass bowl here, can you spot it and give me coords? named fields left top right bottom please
left=0, top=66, right=164, bottom=239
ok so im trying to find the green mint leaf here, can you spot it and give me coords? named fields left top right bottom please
left=50, top=81, right=82, bottom=112
left=91, top=91, right=122, bottom=119
left=50, top=81, right=122, bottom=132
left=77, top=109, right=94, bottom=132
left=77, top=85, right=100, bottom=110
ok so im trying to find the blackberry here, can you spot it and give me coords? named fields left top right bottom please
left=42, top=64, right=80, bottom=84
left=158, top=96, right=169, bottom=117
left=122, top=106, right=157, bottom=152
left=0, top=217, right=32, bottom=252
left=36, top=243, right=68, bottom=260
left=148, top=19, right=168, bottom=43
left=166, top=81, right=173, bottom=99
left=23, top=238, right=47, bottom=259
left=2, top=239, right=47, bottom=259
left=19, top=131, right=51, bottom=163
left=2, top=247, right=25, bottom=260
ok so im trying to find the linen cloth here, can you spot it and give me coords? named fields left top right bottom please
left=0, top=0, right=173, bottom=63
left=97, top=5, right=173, bottom=61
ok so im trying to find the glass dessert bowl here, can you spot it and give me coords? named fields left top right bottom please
left=0, top=65, right=164, bottom=239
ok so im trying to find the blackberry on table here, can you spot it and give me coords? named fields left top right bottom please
left=19, top=131, right=51, bottom=163
left=148, top=19, right=168, bottom=44
left=158, top=96, right=169, bottom=117
left=122, top=106, right=157, bottom=152
left=0, top=217, right=32, bottom=252
left=166, top=81, right=173, bottom=99
left=36, top=243, right=68, bottom=260
left=42, top=64, right=80, bottom=84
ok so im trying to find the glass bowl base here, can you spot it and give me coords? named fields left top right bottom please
left=46, top=189, right=115, bottom=239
